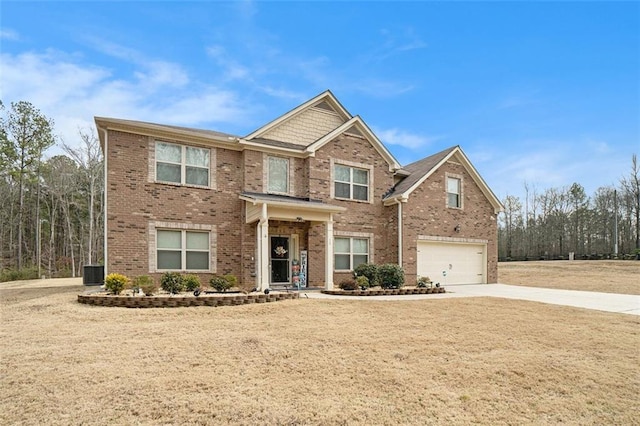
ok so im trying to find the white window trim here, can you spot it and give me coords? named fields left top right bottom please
left=149, top=221, right=216, bottom=273
left=150, top=139, right=215, bottom=189
left=330, top=159, right=373, bottom=204
left=333, top=231, right=374, bottom=272
left=446, top=173, right=463, bottom=209
left=265, top=155, right=291, bottom=195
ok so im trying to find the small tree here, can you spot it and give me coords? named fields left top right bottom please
left=161, top=272, right=184, bottom=294
left=378, top=264, right=404, bottom=289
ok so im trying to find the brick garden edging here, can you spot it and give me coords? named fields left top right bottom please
left=77, top=292, right=299, bottom=308
left=322, top=287, right=446, bottom=296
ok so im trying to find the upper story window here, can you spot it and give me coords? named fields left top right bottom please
left=156, top=141, right=210, bottom=187
left=447, top=176, right=462, bottom=208
left=334, top=237, right=369, bottom=271
left=334, top=164, right=369, bottom=201
left=267, top=156, right=289, bottom=193
left=156, top=229, right=210, bottom=271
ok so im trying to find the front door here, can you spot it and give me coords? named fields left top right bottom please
left=270, top=236, right=290, bottom=284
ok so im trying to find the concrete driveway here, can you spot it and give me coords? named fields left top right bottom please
left=303, top=284, right=640, bottom=316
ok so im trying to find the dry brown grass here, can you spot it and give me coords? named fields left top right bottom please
left=499, top=260, right=640, bottom=295
left=1, top=282, right=638, bottom=425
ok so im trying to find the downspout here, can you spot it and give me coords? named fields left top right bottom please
left=397, top=200, right=403, bottom=267
left=100, top=127, right=108, bottom=276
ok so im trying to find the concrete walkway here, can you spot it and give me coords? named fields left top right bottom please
left=302, top=284, right=640, bottom=316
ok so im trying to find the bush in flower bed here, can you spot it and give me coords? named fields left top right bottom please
left=355, top=275, right=370, bottom=290
left=417, top=276, right=432, bottom=288
left=105, top=273, right=130, bottom=295
left=183, top=274, right=201, bottom=291
left=378, top=264, right=405, bottom=289
left=339, top=279, right=359, bottom=291
left=354, top=263, right=378, bottom=287
left=161, top=272, right=184, bottom=294
left=133, top=275, right=157, bottom=296
left=210, top=275, right=233, bottom=292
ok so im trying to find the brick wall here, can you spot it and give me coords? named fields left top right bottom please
left=106, top=129, right=246, bottom=285
left=306, top=133, right=399, bottom=286
left=401, top=160, right=499, bottom=284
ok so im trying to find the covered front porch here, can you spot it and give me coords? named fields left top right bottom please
left=240, top=192, right=346, bottom=291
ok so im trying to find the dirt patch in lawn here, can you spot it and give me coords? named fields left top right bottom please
left=1, top=285, right=638, bottom=425
left=499, top=260, right=640, bottom=295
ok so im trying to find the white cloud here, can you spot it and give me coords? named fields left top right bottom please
left=1, top=29, right=19, bottom=40
left=0, top=49, right=249, bottom=155
left=375, top=127, right=442, bottom=149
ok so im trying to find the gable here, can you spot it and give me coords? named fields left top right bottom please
left=261, top=105, right=347, bottom=146
left=384, top=146, right=503, bottom=213
left=245, top=90, right=352, bottom=146
left=306, top=116, right=401, bottom=171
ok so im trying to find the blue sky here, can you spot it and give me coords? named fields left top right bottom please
left=1, top=1, right=638, bottom=201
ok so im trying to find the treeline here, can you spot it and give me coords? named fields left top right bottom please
left=1, top=101, right=104, bottom=280
left=498, top=156, right=640, bottom=261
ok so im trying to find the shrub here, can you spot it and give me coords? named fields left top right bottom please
left=210, top=275, right=232, bottom=292
left=0, top=268, right=39, bottom=282
left=161, top=272, right=184, bottom=294
left=133, top=275, right=157, bottom=296
left=183, top=274, right=201, bottom=291
left=378, top=264, right=405, bottom=289
left=339, top=279, right=358, bottom=291
left=417, top=276, right=432, bottom=288
left=354, top=263, right=378, bottom=287
left=105, top=273, right=130, bottom=295
left=223, top=274, right=238, bottom=289
left=355, top=275, right=370, bottom=290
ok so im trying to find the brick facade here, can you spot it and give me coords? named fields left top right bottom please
left=98, top=91, right=501, bottom=290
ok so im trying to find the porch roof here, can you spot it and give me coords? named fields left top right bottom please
left=240, top=192, right=346, bottom=223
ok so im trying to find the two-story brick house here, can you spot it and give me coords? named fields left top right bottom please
left=96, top=90, right=502, bottom=290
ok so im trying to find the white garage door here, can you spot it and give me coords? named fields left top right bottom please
left=417, top=241, right=486, bottom=285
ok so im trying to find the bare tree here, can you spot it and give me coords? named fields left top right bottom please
left=0, top=101, right=55, bottom=270
left=61, top=129, right=104, bottom=265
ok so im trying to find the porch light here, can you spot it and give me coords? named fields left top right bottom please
left=454, top=224, right=461, bottom=233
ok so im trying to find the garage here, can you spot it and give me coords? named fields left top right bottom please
left=416, top=241, right=486, bottom=285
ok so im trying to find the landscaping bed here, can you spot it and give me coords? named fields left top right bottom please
left=322, top=286, right=445, bottom=296
left=77, top=291, right=298, bottom=308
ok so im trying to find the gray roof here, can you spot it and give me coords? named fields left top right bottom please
left=240, top=191, right=324, bottom=205
left=384, top=145, right=458, bottom=200
left=95, top=117, right=238, bottom=140
left=247, top=138, right=307, bottom=151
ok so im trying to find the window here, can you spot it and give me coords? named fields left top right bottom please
left=157, top=230, right=210, bottom=270
left=447, top=177, right=461, bottom=208
left=334, top=164, right=369, bottom=201
left=156, top=142, right=209, bottom=186
left=268, top=156, right=289, bottom=193
left=334, top=237, right=369, bottom=270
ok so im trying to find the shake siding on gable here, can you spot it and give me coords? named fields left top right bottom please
left=261, top=107, right=345, bottom=146
left=401, top=160, right=499, bottom=284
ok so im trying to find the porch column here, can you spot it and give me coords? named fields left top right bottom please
left=325, top=215, right=334, bottom=290
left=257, top=204, right=269, bottom=291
